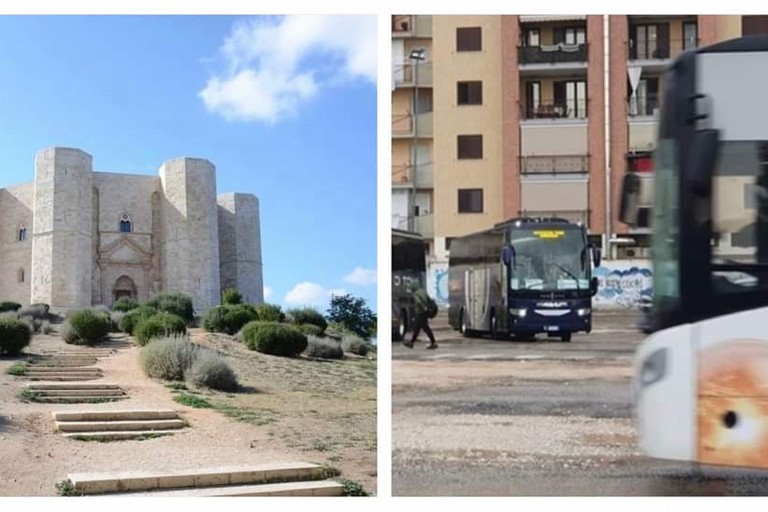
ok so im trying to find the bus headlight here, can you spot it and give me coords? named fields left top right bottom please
left=509, top=307, right=527, bottom=318
left=639, top=348, right=668, bottom=388
left=577, top=308, right=591, bottom=316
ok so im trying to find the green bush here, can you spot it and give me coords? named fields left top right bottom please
left=118, top=306, right=158, bottom=335
left=341, top=335, right=370, bottom=357
left=288, top=307, right=328, bottom=332
left=18, top=303, right=50, bottom=321
left=62, top=309, right=111, bottom=346
left=221, top=288, right=242, bottom=305
left=241, top=321, right=307, bottom=357
left=304, top=336, right=343, bottom=360
left=145, top=293, right=194, bottom=324
left=297, top=323, right=325, bottom=338
left=111, top=297, right=139, bottom=312
left=140, top=335, right=199, bottom=381
left=0, top=301, right=22, bottom=313
left=17, top=316, right=41, bottom=334
left=254, top=303, right=285, bottom=323
left=203, top=304, right=258, bottom=336
left=186, top=350, right=239, bottom=391
left=0, top=317, right=32, bottom=355
left=134, top=312, right=187, bottom=346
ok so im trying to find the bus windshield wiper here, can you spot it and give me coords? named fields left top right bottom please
left=552, top=262, right=581, bottom=290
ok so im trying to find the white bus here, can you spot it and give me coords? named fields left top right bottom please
left=621, top=35, right=768, bottom=469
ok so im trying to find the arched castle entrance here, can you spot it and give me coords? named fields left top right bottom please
left=113, top=275, right=137, bottom=303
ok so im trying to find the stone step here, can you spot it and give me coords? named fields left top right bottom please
left=55, top=419, right=185, bottom=432
left=69, top=462, right=328, bottom=494
left=29, top=360, right=99, bottom=367
left=53, top=409, right=178, bottom=422
left=62, top=430, right=180, bottom=441
left=33, top=396, right=128, bottom=404
left=23, top=366, right=100, bottom=373
left=34, top=389, right=125, bottom=397
left=27, top=383, right=121, bottom=391
left=126, top=480, right=344, bottom=497
left=24, top=375, right=103, bottom=381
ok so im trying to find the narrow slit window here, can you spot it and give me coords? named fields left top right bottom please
left=119, top=214, right=132, bottom=233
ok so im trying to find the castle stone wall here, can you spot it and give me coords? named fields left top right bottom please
left=217, top=193, right=264, bottom=304
left=0, top=183, right=34, bottom=305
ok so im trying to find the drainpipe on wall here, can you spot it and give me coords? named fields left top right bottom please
left=603, top=14, right=612, bottom=259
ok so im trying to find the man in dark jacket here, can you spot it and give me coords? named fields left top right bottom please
left=403, top=282, right=437, bottom=349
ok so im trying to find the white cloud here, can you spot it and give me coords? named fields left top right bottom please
left=263, top=286, right=272, bottom=299
left=344, top=267, right=377, bottom=286
left=284, top=282, right=347, bottom=307
left=200, top=15, right=377, bottom=123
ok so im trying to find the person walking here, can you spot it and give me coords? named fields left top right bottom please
left=403, top=281, right=437, bottom=349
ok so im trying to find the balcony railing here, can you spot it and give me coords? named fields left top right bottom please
left=392, top=61, right=433, bottom=87
left=520, top=155, right=589, bottom=175
left=391, top=162, right=434, bottom=188
left=628, top=37, right=698, bottom=61
left=391, top=112, right=433, bottom=137
left=627, top=94, right=660, bottom=117
left=518, top=43, right=588, bottom=65
left=414, top=213, right=434, bottom=239
left=520, top=98, right=588, bottom=120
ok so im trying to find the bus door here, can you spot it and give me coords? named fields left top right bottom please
left=465, top=268, right=490, bottom=330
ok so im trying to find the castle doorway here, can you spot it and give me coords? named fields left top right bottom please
left=113, top=275, right=137, bottom=304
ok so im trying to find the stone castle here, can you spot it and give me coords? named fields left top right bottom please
left=0, top=147, right=263, bottom=312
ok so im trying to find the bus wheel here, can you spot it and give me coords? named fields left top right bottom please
left=560, top=332, right=572, bottom=342
left=460, top=309, right=470, bottom=337
left=396, top=310, right=408, bottom=341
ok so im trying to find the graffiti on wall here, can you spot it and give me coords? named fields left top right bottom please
left=592, top=260, right=652, bottom=309
left=427, top=261, right=449, bottom=306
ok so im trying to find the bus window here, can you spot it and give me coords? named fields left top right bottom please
left=650, top=139, right=681, bottom=314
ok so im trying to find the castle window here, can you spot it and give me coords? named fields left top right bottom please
left=18, top=268, right=25, bottom=283
left=119, top=214, right=132, bottom=233
left=18, top=227, right=27, bottom=241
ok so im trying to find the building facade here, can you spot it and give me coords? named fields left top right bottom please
left=0, top=147, right=264, bottom=312
left=392, top=14, right=764, bottom=304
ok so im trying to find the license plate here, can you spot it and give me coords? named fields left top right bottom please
left=545, top=325, right=560, bottom=332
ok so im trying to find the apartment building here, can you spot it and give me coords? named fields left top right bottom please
left=392, top=15, right=766, bottom=292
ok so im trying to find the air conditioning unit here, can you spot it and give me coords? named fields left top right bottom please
left=617, top=246, right=652, bottom=259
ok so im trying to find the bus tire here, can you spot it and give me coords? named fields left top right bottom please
left=460, top=308, right=470, bottom=338
left=395, top=309, right=408, bottom=341
left=490, top=311, right=501, bottom=340
left=560, top=332, right=572, bottom=342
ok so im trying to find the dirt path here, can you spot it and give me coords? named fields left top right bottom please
left=0, top=330, right=376, bottom=496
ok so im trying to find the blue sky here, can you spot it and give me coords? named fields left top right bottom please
left=0, top=15, right=377, bottom=313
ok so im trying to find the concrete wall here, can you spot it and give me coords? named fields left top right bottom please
left=159, top=158, right=221, bottom=312
left=31, top=147, right=93, bottom=310
left=217, top=193, right=264, bottom=305
left=0, top=183, right=34, bottom=304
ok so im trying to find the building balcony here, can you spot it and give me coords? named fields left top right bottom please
left=392, top=15, right=432, bottom=38
left=392, top=61, right=433, bottom=88
left=519, top=98, right=587, bottom=121
left=391, top=162, right=434, bottom=189
left=518, top=43, right=588, bottom=66
left=391, top=112, right=433, bottom=139
left=519, top=155, right=589, bottom=175
left=627, top=37, right=698, bottom=71
left=414, top=213, right=434, bottom=239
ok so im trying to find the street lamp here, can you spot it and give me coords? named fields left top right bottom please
left=408, top=48, right=426, bottom=233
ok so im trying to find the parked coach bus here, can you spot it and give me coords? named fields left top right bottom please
left=392, top=229, right=427, bottom=341
left=448, top=217, right=600, bottom=342
left=621, top=35, right=768, bottom=470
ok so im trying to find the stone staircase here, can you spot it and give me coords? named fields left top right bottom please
left=66, top=462, right=343, bottom=496
left=52, top=409, right=186, bottom=441
left=24, top=383, right=127, bottom=403
left=22, top=366, right=103, bottom=381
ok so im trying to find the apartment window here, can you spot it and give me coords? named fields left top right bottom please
left=554, top=80, right=587, bottom=118
left=631, top=24, right=669, bottom=59
left=522, top=28, right=540, bottom=47
left=457, top=81, right=483, bottom=105
left=457, top=27, right=482, bottom=52
left=525, top=81, right=541, bottom=118
left=742, top=16, right=768, bottom=35
left=554, top=26, right=586, bottom=45
left=18, top=227, right=27, bottom=242
left=458, top=189, right=484, bottom=213
left=683, top=22, right=698, bottom=50
left=18, top=268, right=24, bottom=283
left=457, top=135, right=483, bottom=159
left=628, top=77, right=659, bottom=116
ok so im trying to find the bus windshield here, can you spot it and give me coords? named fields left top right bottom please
left=508, top=227, right=589, bottom=292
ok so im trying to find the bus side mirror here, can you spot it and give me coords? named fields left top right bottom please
left=590, top=277, right=599, bottom=296
left=592, top=246, right=601, bottom=268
